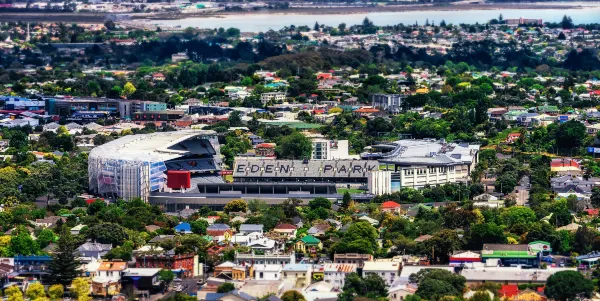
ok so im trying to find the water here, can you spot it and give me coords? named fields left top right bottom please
left=147, top=3, right=600, bottom=32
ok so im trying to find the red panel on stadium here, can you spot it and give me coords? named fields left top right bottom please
left=167, top=170, right=191, bottom=189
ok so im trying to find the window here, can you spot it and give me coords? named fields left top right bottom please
left=260, top=272, right=264, bottom=279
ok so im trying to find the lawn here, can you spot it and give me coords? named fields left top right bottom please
left=337, top=188, right=367, bottom=194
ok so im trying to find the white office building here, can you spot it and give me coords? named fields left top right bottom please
left=368, top=170, right=392, bottom=195
left=312, top=139, right=355, bottom=160
left=371, top=94, right=406, bottom=113
left=363, top=261, right=402, bottom=286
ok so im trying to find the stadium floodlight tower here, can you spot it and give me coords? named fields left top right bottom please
left=88, top=130, right=219, bottom=202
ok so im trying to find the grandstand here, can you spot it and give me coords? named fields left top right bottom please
left=88, top=130, right=221, bottom=201
left=233, top=159, right=379, bottom=183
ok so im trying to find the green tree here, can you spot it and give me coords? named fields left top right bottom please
left=338, top=273, right=387, bottom=301
left=224, top=199, right=248, bottom=213
left=190, top=220, right=209, bottom=235
left=553, top=119, right=586, bottom=149
left=48, top=228, right=81, bottom=285
left=416, top=278, right=459, bottom=301
left=309, top=197, right=331, bottom=210
left=71, top=278, right=91, bottom=301
left=342, top=191, right=351, bottom=210
left=5, top=286, right=24, bottom=301
left=9, top=227, right=40, bottom=256
left=26, top=282, right=47, bottom=301
left=48, top=284, right=63, bottom=301
left=281, top=290, right=306, bottom=301
left=469, top=291, right=491, bottom=301
left=122, top=82, right=136, bottom=99
left=545, top=271, right=593, bottom=301
left=217, top=282, right=235, bottom=293
left=276, top=132, right=313, bottom=159
left=86, top=223, right=128, bottom=245
left=159, top=269, right=175, bottom=286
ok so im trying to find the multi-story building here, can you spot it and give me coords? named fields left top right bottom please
left=260, top=92, right=286, bottom=104
left=134, top=253, right=197, bottom=278
left=235, top=251, right=295, bottom=266
left=282, top=264, right=312, bottom=288
left=368, top=170, right=392, bottom=195
left=371, top=94, right=406, bottom=113
left=333, top=253, right=373, bottom=268
left=363, top=261, right=402, bottom=286
left=0, top=96, right=45, bottom=113
left=371, top=139, right=480, bottom=190
left=311, top=139, right=352, bottom=160
left=323, top=263, right=356, bottom=289
left=92, top=261, right=128, bottom=296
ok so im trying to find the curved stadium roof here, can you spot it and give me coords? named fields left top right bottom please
left=89, top=130, right=217, bottom=162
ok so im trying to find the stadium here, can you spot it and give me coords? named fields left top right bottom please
left=88, top=130, right=222, bottom=201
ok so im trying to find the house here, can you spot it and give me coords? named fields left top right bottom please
left=70, top=224, right=86, bottom=235
left=121, top=268, right=164, bottom=293
left=450, top=251, right=481, bottom=266
left=207, top=224, right=233, bottom=240
left=205, top=290, right=257, bottom=301
left=414, top=235, right=433, bottom=243
left=499, top=284, right=519, bottom=299
left=551, top=158, right=582, bottom=176
left=152, top=73, right=165, bottom=82
left=174, top=222, right=192, bottom=234
left=239, top=224, right=264, bottom=235
left=506, top=133, right=522, bottom=144
left=388, top=280, right=417, bottom=301
left=91, top=261, right=128, bottom=296
left=295, top=235, right=322, bottom=253
left=213, top=261, right=246, bottom=280
left=148, top=235, right=176, bottom=245
left=381, top=201, right=402, bottom=213
left=77, top=242, right=113, bottom=259
left=201, top=216, right=221, bottom=224
left=282, top=264, right=312, bottom=288
left=248, top=238, right=278, bottom=253
left=473, top=193, right=499, bottom=201
left=253, top=264, right=282, bottom=280
left=334, top=253, right=374, bottom=268
left=323, top=263, right=356, bottom=288
left=363, top=261, right=402, bottom=286
left=303, top=281, right=339, bottom=301
left=135, top=253, right=197, bottom=278
left=273, top=223, right=297, bottom=238
left=358, top=216, right=379, bottom=226
left=307, top=224, right=329, bottom=237
left=32, top=216, right=66, bottom=228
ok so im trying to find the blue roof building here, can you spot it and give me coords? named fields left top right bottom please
left=175, top=222, right=192, bottom=233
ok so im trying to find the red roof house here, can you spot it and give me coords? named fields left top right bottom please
left=381, top=201, right=402, bottom=213
left=500, top=285, right=519, bottom=299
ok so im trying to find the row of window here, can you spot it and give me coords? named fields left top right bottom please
left=403, top=166, right=455, bottom=176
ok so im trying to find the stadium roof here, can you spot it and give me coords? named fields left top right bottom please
left=89, top=130, right=216, bottom=162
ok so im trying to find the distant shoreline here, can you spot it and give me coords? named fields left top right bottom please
left=0, top=2, right=596, bottom=25
left=132, top=3, right=591, bottom=20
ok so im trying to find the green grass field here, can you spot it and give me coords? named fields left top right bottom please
left=337, top=188, right=366, bottom=194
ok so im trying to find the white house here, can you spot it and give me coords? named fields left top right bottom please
left=239, top=224, right=264, bottom=235
left=253, top=264, right=282, bottom=281
left=363, top=261, right=401, bottom=286
left=323, top=263, right=356, bottom=288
